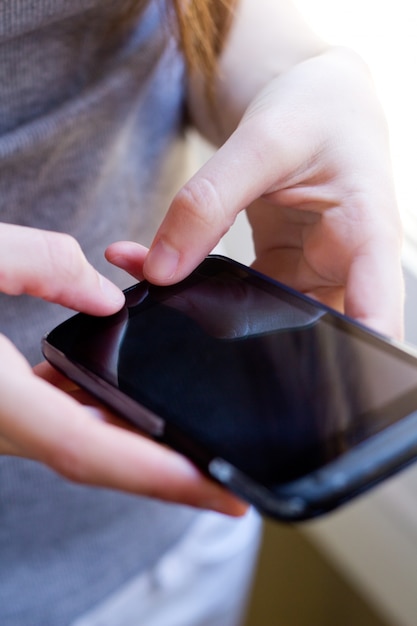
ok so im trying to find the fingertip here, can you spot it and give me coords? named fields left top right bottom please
left=98, top=274, right=126, bottom=312
left=159, top=448, right=248, bottom=515
left=143, top=239, right=180, bottom=285
left=105, top=241, right=149, bottom=263
left=194, top=469, right=249, bottom=516
left=105, top=241, right=149, bottom=281
left=214, top=496, right=249, bottom=518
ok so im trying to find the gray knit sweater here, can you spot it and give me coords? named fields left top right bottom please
left=0, top=1, right=199, bottom=623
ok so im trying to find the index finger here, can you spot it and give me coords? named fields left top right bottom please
left=0, top=223, right=124, bottom=315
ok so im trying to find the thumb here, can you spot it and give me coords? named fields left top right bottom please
left=0, top=224, right=124, bottom=315
left=143, top=122, right=281, bottom=285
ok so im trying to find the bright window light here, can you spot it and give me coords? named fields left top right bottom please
left=294, top=1, right=417, bottom=259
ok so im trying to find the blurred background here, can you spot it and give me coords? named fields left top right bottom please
left=211, top=2, right=417, bottom=625
left=294, top=0, right=417, bottom=266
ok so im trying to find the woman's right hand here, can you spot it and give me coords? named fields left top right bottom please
left=0, top=224, right=245, bottom=516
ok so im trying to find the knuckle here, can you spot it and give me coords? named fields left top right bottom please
left=0, top=227, right=88, bottom=299
left=174, top=176, right=233, bottom=234
left=35, top=231, right=89, bottom=300
left=241, top=112, right=280, bottom=159
left=44, top=231, right=85, bottom=276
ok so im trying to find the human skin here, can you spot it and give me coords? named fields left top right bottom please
left=1, top=0, right=404, bottom=512
left=0, top=225, right=245, bottom=514
left=133, top=0, right=403, bottom=339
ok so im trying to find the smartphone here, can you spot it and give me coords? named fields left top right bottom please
left=42, top=255, right=417, bottom=521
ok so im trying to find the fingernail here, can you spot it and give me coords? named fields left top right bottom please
left=145, top=239, right=179, bottom=282
left=85, top=406, right=106, bottom=421
left=99, top=275, right=125, bottom=307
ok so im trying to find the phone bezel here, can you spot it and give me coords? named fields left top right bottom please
left=42, top=255, right=417, bottom=521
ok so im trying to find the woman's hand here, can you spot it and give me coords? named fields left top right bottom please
left=0, top=224, right=245, bottom=515
left=112, top=47, right=403, bottom=339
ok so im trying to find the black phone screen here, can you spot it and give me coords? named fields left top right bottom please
left=48, top=258, right=417, bottom=487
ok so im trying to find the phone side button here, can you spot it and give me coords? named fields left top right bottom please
left=208, top=457, right=307, bottom=520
